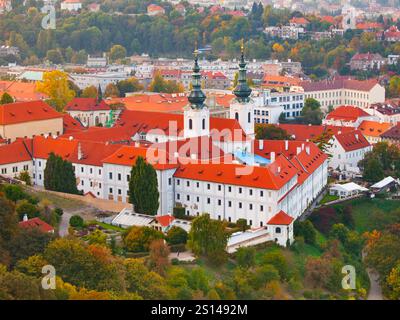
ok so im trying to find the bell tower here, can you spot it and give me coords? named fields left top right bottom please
left=184, top=46, right=210, bottom=139
left=230, top=40, right=255, bottom=138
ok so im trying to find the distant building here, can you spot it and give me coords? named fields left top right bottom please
left=383, top=26, right=400, bottom=42
left=0, top=100, right=63, bottom=143
left=357, top=120, right=392, bottom=144
left=302, top=77, right=385, bottom=110
left=88, top=3, right=100, bottom=12
left=66, top=98, right=111, bottom=127
left=381, top=123, right=400, bottom=145
left=323, top=106, right=379, bottom=127
left=289, top=17, right=309, bottom=27
left=19, top=215, right=55, bottom=234
left=147, top=4, right=165, bottom=16
left=70, top=71, right=130, bottom=91
left=350, top=53, right=386, bottom=71
left=60, top=0, right=82, bottom=11
left=388, top=54, right=400, bottom=65
left=87, top=53, right=108, bottom=68
left=264, top=26, right=305, bottom=40
left=202, top=71, right=230, bottom=90
left=0, top=0, right=11, bottom=14
left=0, top=45, right=19, bottom=57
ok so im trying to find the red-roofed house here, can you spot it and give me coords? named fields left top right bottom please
left=323, top=105, right=378, bottom=127
left=0, top=140, right=32, bottom=178
left=147, top=4, right=165, bottom=16
left=330, top=130, right=372, bottom=173
left=19, top=216, right=54, bottom=233
left=357, top=120, right=392, bottom=143
left=267, top=210, right=294, bottom=246
left=350, top=53, right=386, bottom=71
left=0, top=80, right=47, bottom=102
left=66, top=98, right=111, bottom=127
left=202, top=71, right=230, bottom=90
left=0, top=100, right=63, bottom=143
left=61, top=0, right=82, bottom=11
left=63, top=114, right=85, bottom=134
left=384, top=26, right=400, bottom=42
left=289, top=17, right=309, bottom=27
left=302, top=77, right=385, bottom=110
left=356, top=22, right=383, bottom=31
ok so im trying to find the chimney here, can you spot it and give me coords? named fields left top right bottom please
left=338, top=130, right=341, bottom=135
left=277, top=166, right=281, bottom=173
left=174, top=151, right=179, bottom=158
left=296, top=147, right=301, bottom=155
left=355, top=133, right=359, bottom=140
left=285, top=140, right=289, bottom=151
left=301, top=143, right=305, bottom=150
left=78, top=142, right=83, bottom=160
left=306, top=146, right=310, bottom=155
left=190, top=153, right=197, bottom=160
left=270, top=151, right=275, bottom=163
left=23, top=214, right=28, bottom=222
left=69, top=136, right=73, bottom=141
left=259, top=140, right=264, bottom=150
left=134, top=141, right=140, bottom=148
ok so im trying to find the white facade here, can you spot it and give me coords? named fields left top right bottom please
left=183, top=107, right=210, bottom=139
left=230, top=100, right=255, bottom=137
left=0, top=161, right=31, bottom=179
left=70, top=72, right=130, bottom=91
left=253, top=90, right=304, bottom=124
left=60, top=1, right=82, bottom=11
left=67, top=109, right=111, bottom=127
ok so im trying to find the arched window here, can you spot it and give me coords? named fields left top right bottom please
left=189, top=119, right=193, bottom=130
left=235, top=112, right=239, bottom=121
left=275, top=227, right=281, bottom=234
left=248, top=112, right=251, bottom=123
left=202, top=118, right=205, bottom=130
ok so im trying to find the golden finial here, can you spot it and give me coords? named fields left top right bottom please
left=241, top=39, right=244, bottom=54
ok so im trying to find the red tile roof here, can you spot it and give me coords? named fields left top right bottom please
left=262, top=75, right=301, bottom=87
left=0, top=81, right=47, bottom=102
left=351, top=53, right=384, bottom=62
left=326, top=106, right=371, bottom=122
left=358, top=120, right=391, bottom=137
left=381, top=123, right=400, bottom=140
left=155, top=215, right=175, bottom=227
left=335, top=130, right=371, bottom=151
left=63, top=114, right=85, bottom=133
left=274, top=123, right=354, bottom=141
left=174, top=155, right=298, bottom=190
left=19, top=217, right=54, bottom=233
left=66, top=98, right=110, bottom=112
left=0, top=140, right=31, bottom=165
left=267, top=210, right=294, bottom=225
left=356, top=22, right=383, bottom=30
left=290, top=17, right=309, bottom=25
left=0, top=101, right=62, bottom=125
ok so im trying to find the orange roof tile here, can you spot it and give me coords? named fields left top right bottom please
left=0, top=140, right=31, bottom=165
left=0, top=100, right=62, bottom=125
left=19, top=217, right=54, bottom=233
left=66, top=98, right=110, bottom=112
left=326, top=106, right=371, bottom=122
left=267, top=210, right=294, bottom=225
left=275, top=123, right=354, bottom=141
left=335, top=130, right=371, bottom=151
left=0, top=81, right=47, bottom=102
left=358, top=120, right=392, bottom=137
left=155, top=215, right=175, bottom=227
left=63, top=114, right=85, bottom=134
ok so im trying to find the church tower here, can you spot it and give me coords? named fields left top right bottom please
left=184, top=47, right=210, bottom=139
left=230, top=41, right=255, bottom=138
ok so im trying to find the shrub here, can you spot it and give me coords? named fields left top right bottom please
left=166, top=226, right=188, bottom=245
left=173, top=206, right=185, bottom=219
left=69, top=215, right=84, bottom=228
left=310, top=207, right=340, bottom=234
left=54, top=208, right=64, bottom=216
left=294, top=220, right=317, bottom=245
left=235, top=247, right=256, bottom=269
left=236, top=218, right=249, bottom=232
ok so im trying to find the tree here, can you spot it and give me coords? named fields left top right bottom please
left=81, top=85, right=98, bottom=98
left=104, top=83, right=120, bottom=98
left=148, top=239, right=170, bottom=275
left=69, top=215, right=84, bottom=228
left=0, top=196, right=18, bottom=243
left=255, top=124, right=291, bottom=140
left=16, top=200, right=39, bottom=220
left=166, top=226, right=188, bottom=245
left=86, top=229, right=107, bottom=246
left=46, top=49, right=63, bottom=64
left=0, top=92, right=14, bottom=104
left=388, top=75, right=400, bottom=98
left=2, top=185, right=27, bottom=203
left=116, top=77, right=143, bottom=97
left=149, top=71, right=184, bottom=93
left=262, top=251, right=289, bottom=280
left=301, top=98, right=323, bottom=125
left=128, top=156, right=159, bottom=215
left=187, top=214, right=229, bottom=265
left=362, top=156, right=384, bottom=183
left=294, top=220, right=317, bottom=245
left=311, top=129, right=333, bottom=156
left=109, top=45, right=127, bottom=62
left=123, top=226, right=164, bottom=252
left=235, top=247, right=256, bottom=269
left=43, top=152, right=79, bottom=194
left=18, top=171, right=32, bottom=186
left=36, top=70, right=75, bottom=112
left=387, top=263, right=400, bottom=300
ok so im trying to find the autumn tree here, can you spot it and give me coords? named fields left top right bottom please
left=123, top=226, right=164, bottom=252
left=104, top=83, right=120, bottom=98
left=187, top=214, right=229, bottom=265
left=116, top=77, right=143, bottom=97
left=36, top=70, right=75, bottom=112
left=149, top=72, right=185, bottom=93
left=148, top=239, right=170, bottom=275
left=81, top=85, right=98, bottom=98
left=109, top=45, right=127, bottom=62
left=166, top=226, right=188, bottom=245
left=128, top=156, right=159, bottom=215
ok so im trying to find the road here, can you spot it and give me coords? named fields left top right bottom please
left=59, top=210, right=73, bottom=237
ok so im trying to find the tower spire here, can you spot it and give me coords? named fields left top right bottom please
left=188, top=43, right=206, bottom=109
left=233, top=39, right=252, bottom=103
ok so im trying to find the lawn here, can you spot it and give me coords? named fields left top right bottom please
left=320, top=194, right=339, bottom=204
left=87, top=220, right=125, bottom=232
left=332, top=197, right=400, bottom=233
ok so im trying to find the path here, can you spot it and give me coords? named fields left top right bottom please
left=169, top=251, right=196, bottom=262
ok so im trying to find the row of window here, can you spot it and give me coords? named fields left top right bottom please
left=176, top=193, right=272, bottom=212
left=1, top=164, right=29, bottom=175
left=176, top=179, right=269, bottom=197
